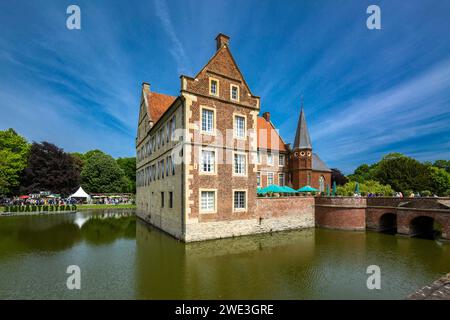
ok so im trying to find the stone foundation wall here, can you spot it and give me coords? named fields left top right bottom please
left=184, top=196, right=315, bottom=242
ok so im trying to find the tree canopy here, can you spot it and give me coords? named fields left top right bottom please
left=0, top=129, right=29, bottom=195
left=116, top=157, right=136, bottom=193
left=331, top=168, right=348, bottom=186
left=20, top=142, right=80, bottom=196
left=80, top=151, right=129, bottom=193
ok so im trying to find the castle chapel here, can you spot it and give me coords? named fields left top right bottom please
left=136, top=34, right=331, bottom=241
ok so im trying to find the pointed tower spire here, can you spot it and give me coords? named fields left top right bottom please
left=293, top=99, right=312, bottom=149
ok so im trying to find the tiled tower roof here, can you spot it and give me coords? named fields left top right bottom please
left=293, top=107, right=312, bottom=149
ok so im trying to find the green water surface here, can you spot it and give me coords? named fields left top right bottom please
left=0, top=209, right=448, bottom=299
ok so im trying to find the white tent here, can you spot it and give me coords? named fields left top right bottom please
left=69, top=186, right=91, bottom=202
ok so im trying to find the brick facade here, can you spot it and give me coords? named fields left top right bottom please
left=136, top=34, right=331, bottom=242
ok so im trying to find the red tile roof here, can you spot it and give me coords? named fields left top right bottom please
left=257, top=116, right=287, bottom=151
left=145, top=91, right=177, bottom=122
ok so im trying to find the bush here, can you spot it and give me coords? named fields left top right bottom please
left=444, top=190, right=450, bottom=197
left=421, top=190, right=432, bottom=197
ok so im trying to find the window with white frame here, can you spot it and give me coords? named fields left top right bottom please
left=278, top=173, right=285, bottom=186
left=267, top=153, right=273, bottom=165
left=233, top=191, right=246, bottom=211
left=201, top=108, right=214, bottom=133
left=268, top=172, right=274, bottom=185
left=210, top=78, right=218, bottom=96
left=234, top=115, right=245, bottom=139
left=200, top=191, right=215, bottom=212
left=201, top=150, right=215, bottom=173
left=166, top=156, right=169, bottom=176
left=234, top=153, right=246, bottom=175
left=230, top=85, right=239, bottom=101
left=257, top=151, right=261, bottom=164
left=279, top=154, right=285, bottom=166
left=257, top=172, right=261, bottom=187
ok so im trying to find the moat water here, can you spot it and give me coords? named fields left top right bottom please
left=0, top=209, right=449, bottom=299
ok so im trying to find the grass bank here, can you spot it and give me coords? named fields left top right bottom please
left=76, top=204, right=136, bottom=210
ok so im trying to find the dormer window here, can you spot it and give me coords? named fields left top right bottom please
left=230, top=84, right=239, bottom=101
left=209, top=78, right=219, bottom=96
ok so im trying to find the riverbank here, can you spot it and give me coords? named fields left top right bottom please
left=77, top=204, right=136, bottom=210
left=407, top=273, right=450, bottom=300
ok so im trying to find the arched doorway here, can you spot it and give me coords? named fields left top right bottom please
left=319, top=176, right=325, bottom=193
left=378, top=213, right=397, bottom=234
left=409, top=216, right=438, bottom=239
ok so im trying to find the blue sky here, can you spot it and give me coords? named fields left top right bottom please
left=0, top=0, right=449, bottom=173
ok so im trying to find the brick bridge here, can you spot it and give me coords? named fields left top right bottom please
left=315, top=197, right=450, bottom=240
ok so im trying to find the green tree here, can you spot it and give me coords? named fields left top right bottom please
left=116, top=157, right=136, bottom=193
left=0, top=129, right=30, bottom=195
left=81, top=151, right=128, bottom=193
left=336, top=180, right=394, bottom=196
left=428, top=166, right=450, bottom=196
left=374, top=153, right=430, bottom=193
left=348, top=163, right=377, bottom=183
left=432, top=160, right=450, bottom=173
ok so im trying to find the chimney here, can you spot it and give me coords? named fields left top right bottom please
left=262, top=112, right=271, bottom=122
left=215, top=33, right=230, bottom=51
left=142, top=82, right=150, bottom=92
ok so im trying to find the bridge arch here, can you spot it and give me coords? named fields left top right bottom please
left=409, top=215, right=438, bottom=239
left=378, top=212, right=397, bottom=233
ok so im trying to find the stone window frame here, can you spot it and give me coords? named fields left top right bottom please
left=209, top=77, right=219, bottom=97
left=230, top=84, right=240, bottom=102
left=232, top=151, right=248, bottom=177
left=200, top=105, right=216, bottom=136
left=233, top=112, right=247, bottom=140
left=232, top=189, right=247, bottom=212
left=199, top=188, right=217, bottom=214
left=199, top=147, right=217, bottom=175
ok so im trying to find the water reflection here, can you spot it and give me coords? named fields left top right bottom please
left=0, top=210, right=449, bottom=299
left=0, top=210, right=136, bottom=258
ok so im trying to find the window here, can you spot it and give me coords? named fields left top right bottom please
left=319, top=176, right=325, bottom=193
left=209, top=78, right=219, bottom=96
left=166, top=157, right=169, bottom=177
left=268, top=172, right=274, bottom=185
left=156, top=131, right=160, bottom=148
left=233, top=191, right=246, bottom=211
left=257, top=151, right=261, bottom=164
left=230, top=85, right=239, bottom=101
left=171, top=157, right=175, bottom=175
left=161, top=160, right=165, bottom=179
left=169, top=192, right=173, bottom=209
left=257, top=172, right=261, bottom=187
left=171, top=116, right=176, bottom=140
left=161, top=192, right=164, bottom=208
left=267, top=153, right=273, bottom=165
left=200, top=190, right=215, bottom=213
left=166, top=122, right=170, bottom=143
left=234, top=115, right=245, bottom=139
left=201, top=108, right=214, bottom=134
left=201, top=150, right=215, bottom=173
left=234, top=153, right=246, bottom=175
left=278, top=173, right=285, bottom=186
left=279, top=154, right=285, bottom=166
left=161, top=128, right=165, bottom=146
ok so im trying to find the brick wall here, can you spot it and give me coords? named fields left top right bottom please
left=314, top=197, right=366, bottom=230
